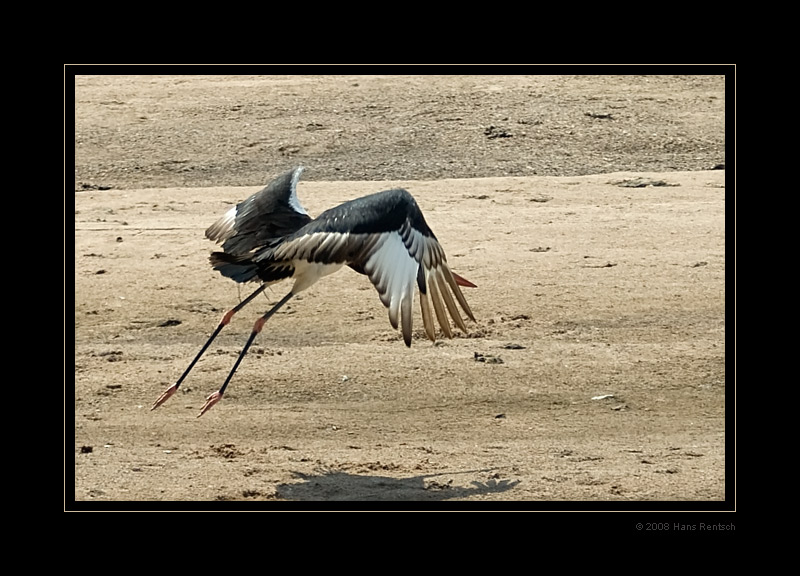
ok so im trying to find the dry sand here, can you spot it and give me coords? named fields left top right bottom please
left=72, top=74, right=728, bottom=506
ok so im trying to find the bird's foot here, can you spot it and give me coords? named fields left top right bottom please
left=151, top=384, right=178, bottom=411
left=197, top=391, right=223, bottom=418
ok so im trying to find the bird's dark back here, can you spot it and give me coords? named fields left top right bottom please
left=292, top=188, right=435, bottom=238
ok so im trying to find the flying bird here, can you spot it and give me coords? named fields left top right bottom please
left=151, top=166, right=476, bottom=417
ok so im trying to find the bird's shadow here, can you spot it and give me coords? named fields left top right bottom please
left=276, top=467, right=520, bottom=502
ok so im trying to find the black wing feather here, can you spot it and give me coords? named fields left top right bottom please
left=206, top=166, right=312, bottom=256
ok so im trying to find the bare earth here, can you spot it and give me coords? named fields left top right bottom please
left=72, top=74, right=727, bottom=506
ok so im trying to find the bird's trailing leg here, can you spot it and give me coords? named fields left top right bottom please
left=197, top=291, right=295, bottom=417
left=151, top=283, right=269, bottom=411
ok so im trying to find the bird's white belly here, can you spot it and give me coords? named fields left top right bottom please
left=291, top=260, right=344, bottom=294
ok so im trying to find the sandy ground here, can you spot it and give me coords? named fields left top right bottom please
left=71, top=74, right=729, bottom=507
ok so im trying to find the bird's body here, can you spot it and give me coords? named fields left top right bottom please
left=152, top=166, right=475, bottom=416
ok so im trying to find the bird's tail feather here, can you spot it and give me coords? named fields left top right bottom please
left=209, top=252, right=260, bottom=283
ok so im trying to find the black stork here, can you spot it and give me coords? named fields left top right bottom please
left=151, top=166, right=476, bottom=417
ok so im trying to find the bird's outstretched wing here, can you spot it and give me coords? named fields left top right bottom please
left=266, top=188, right=475, bottom=346
left=206, top=166, right=312, bottom=256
